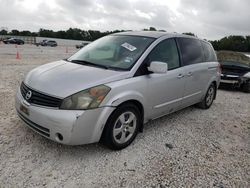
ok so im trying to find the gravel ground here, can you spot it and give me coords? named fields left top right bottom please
left=0, top=44, right=249, bottom=187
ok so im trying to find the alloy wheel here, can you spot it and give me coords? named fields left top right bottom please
left=113, top=111, right=137, bottom=144
left=206, top=86, right=214, bottom=106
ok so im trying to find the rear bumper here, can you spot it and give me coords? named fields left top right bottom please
left=15, top=88, right=115, bottom=145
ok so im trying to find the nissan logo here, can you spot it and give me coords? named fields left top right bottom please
left=25, top=90, right=32, bottom=100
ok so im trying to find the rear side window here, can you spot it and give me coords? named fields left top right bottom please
left=201, top=41, right=217, bottom=62
left=178, top=38, right=203, bottom=65
left=147, top=38, right=180, bottom=70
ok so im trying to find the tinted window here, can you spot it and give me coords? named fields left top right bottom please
left=202, top=41, right=217, bottom=62
left=178, top=38, right=203, bottom=65
left=147, top=39, right=180, bottom=70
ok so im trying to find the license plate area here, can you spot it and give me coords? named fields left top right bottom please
left=20, top=104, right=29, bottom=116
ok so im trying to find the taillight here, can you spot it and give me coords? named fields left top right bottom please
left=217, top=63, right=221, bottom=74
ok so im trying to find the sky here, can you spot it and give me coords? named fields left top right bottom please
left=0, top=0, right=249, bottom=40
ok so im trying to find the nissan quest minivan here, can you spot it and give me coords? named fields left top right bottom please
left=16, top=31, right=220, bottom=150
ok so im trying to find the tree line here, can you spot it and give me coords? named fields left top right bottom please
left=209, top=36, right=250, bottom=52
left=0, top=28, right=126, bottom=41
left=0, top=27, right=249, bottom=52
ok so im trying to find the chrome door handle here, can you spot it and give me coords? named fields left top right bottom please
left=187, top=72, right=193, bottom=76
left=177, top=74, right=184, bottom=78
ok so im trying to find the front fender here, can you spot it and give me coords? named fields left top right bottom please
left=100, top=76, right=148, bottom=123
left=106, top=90, right=145, bottom=107
left=101, top=76, right=147, bottom=108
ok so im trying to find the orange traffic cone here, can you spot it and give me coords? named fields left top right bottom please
left=16, top=51, right=20, bottom=59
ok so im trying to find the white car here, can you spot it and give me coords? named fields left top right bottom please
left=16, top=31, right=220, bottom=150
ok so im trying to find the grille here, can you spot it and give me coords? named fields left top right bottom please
left=20, top=82, right=62, bottom=108
left=17, top=111, right=50, bottom=137
left=221, top=75, right=239, bottom=81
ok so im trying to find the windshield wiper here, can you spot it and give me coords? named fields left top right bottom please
left=70, top=59, right=109, bottom=69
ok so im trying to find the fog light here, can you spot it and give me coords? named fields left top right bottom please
left=56, top=133, right=63, bottom=141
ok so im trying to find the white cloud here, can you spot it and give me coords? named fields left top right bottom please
left=0, top=0, right=249, bottom=40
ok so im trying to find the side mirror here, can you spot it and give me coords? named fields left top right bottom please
left=147, top=61, right=168, bottom=74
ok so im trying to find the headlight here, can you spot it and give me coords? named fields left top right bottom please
left=60, top=85, right=111, bottom=110
left=243, top=72, right=250, bottom=78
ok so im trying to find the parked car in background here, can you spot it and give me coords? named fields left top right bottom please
left=36, top=40, right=57, bottom=47
left=16, top=31, right=220, bottom=150
left=3, top=38, right=24, bottom=45
left=36, top=39, right=48, bottom=46
left=220, top=60, right=250, bottom=92
left=44, top=40, right=57, bottom=47
left=45, top=40, right=57, bottom=47
left=76, top=42, right=90, bottom=49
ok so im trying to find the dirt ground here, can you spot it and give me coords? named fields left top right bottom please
left=0, top=44, right=249, bottom=187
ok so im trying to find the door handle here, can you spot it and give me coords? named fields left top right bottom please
left=177, top=74, right=184, bottom=78
left=187, top=72, right=193, bottom=77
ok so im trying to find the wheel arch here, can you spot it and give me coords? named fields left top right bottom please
left=116, top=99, right=144, bottom=132
left=100, top=99, right=145, bottom=143
left=203, top=77, right=219, bottom=100
left=211, top=80, right=217, bottom=99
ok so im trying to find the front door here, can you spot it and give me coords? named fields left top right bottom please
left=144, top=38, right=186, bottom=119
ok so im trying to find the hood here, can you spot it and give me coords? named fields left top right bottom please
left=24, top=60, right=130, bottom=98
left=220, top=61, right=250, bottom=76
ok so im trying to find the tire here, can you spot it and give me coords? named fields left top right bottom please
left=101, top=103, right=141, bottom=150
left=242, top=82, right=250, bottom=93
left=197, top=83, right=216, bottom=109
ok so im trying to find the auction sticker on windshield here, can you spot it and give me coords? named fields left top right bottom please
left=121, top=42, right=137, bottom=51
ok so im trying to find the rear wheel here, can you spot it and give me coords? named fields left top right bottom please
left=102, top=103, right=141, bottom=150
left=197, top=83, right=216, bottom=109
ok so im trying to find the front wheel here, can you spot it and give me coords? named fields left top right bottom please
left=197, top=83, right=216, bottom=109
left=101, top=103, right=141, bottom=150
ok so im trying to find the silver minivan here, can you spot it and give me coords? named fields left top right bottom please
left=16, top=31, right=220, bottom=150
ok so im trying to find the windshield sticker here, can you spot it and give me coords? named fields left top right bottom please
left=121, top=42, right=137, bottom=51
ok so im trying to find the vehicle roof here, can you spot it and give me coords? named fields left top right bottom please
left=112, top=31, right=200, bottom=40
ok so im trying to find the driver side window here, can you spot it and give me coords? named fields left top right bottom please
left=148, top=38, right=180, bottom=70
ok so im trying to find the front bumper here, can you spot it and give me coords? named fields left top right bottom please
left=15, top=88, right=115, bottom=145
left=220, top=74, right=241, bottom=85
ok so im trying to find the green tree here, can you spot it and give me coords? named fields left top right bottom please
left=246, top=36, right=250, bottom=51
left=19, top=30, right=32, bottom=36
left=11, top=29, right=19, bottom=35
left=0, top=29, right=8, bottom=35
left=38, top=29, right=55, bottom=38
left=182, top=32, right=196, bottom=37
left=149, top=27, right=157, bottom=31
left=142, top=27, right=157, bottom=31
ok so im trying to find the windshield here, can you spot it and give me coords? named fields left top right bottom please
left=68, top=35, right=155, bottom=70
